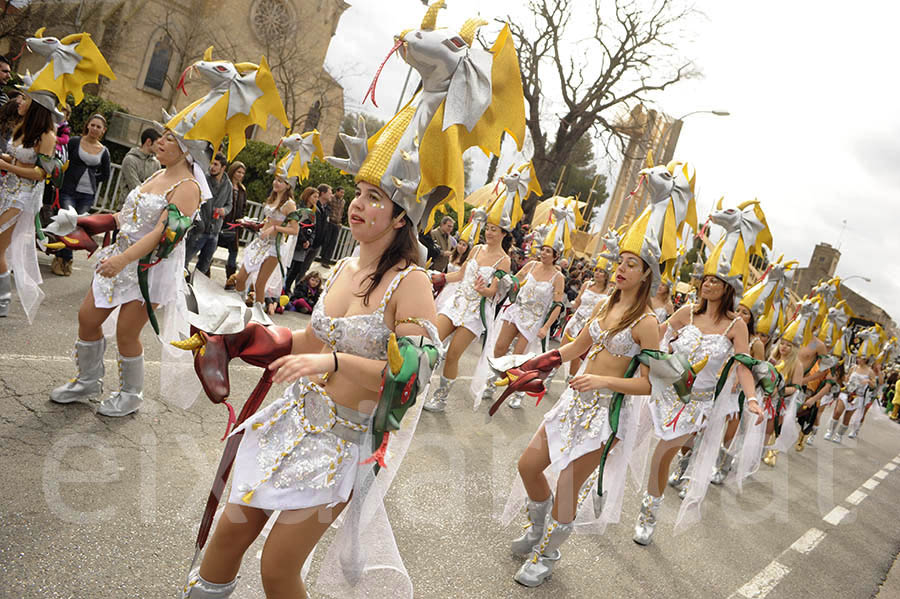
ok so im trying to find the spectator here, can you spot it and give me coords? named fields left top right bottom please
left=320, top=186, right=345, bottom=266
left=287, top=270, right=323, bottom=314
left=184, top=152, right=233, bottom=278
left=0, top=55, right=11, bottom=107
left=283, top=186, right=319, bottom=295
left=53, top=113, right=111, bottom=276
left=420, top=228, right=442, bottom=268
left=557, top=257, right=570, bottom=277
left=429, top=215, right=455, bottom=272
left=118, top=128, right=160, bottom=200
left=291, top=183, right=329, bottom=280
left=509, top=247, right=524, bottom=274
left=220, top=161, right=247, bottom=287
left=0, top=90, right=22, bottom=153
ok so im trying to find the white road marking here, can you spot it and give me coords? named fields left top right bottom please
left=862, top=478, right=880, bottom=490
left=789, top=528, right=826, bottom=554
left=845, top=489, right=867, bottom=505
left=823, top=505, right=850, bottom=526
left=886, top=462, right=897, bottom=471
left=0, top=353, right=257, bottom=371
left=735, top=561, right=791, bottom=598
left=874, top=470, right=888, bottom=480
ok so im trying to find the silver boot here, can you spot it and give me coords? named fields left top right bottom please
left=633, top=492, right=664, bottom=545
left=50, top=338, right=106, bottom=404
left=181, top=569, right=237, bottom=598
left=847, top=422, right=860, bottom=440
left=668, top=449, right=692, bottom=490
left=710, top=446, right=734, bottom=486
left=513, top=516, right=573, bottom=587
left=508, top=392, right=524, bottom=409
left=823, top=419, right=836, bottom=441
left=0, top=271, right=10, bottom=317
left=832, top=422, right=847, bottom=444
left=510, top=494, right=554, bottom=557
left=97, top=354, right=144, bottom=417
left=807, top=425, right=817, bottom=446
left=424, top=375, right=454, bottom=412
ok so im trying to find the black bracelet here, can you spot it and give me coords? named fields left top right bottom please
left=332, top=350, right=339, bottom=373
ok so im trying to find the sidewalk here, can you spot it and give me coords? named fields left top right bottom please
left=876, top=551, right=900, bottom=598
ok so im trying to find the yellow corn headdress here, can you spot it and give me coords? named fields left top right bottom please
left=637, top=153, right=698, bottom=265
left=704, top=198, right=773, bottom=298
left=164, top=47, right=289, bottom=165
left=25, top=27, right=116, bottom=107
left=782, top=297, right=822, bottom=346
left=539, top=197, right=581, bottom=254
left=755, top=302, right=785, bottom=339
left=817, top=300, right=853, bottom=349
left=739, top=255, right=797, bottom=318
left=268, top=131, right=324, bottom=189
left=329, top=2, right=526, bottom=231
left=811, top=276, right=843, bottom=308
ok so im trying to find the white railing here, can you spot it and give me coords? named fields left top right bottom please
left=91, top=162, right=358, bottom=260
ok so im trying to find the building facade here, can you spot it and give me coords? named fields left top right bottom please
left=9, top=0, right=347, bottom=150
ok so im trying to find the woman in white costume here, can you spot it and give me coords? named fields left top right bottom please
left=0, top=83, right=58, bottom=322
left=560, top=259, right=610, bottom=378
left=179, top=5, right=526, bottom=596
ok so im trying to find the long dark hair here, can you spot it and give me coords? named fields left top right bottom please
left=590, top=259, right=653, bottom=337
left=357, top=202, right=419, bottom=305
left=694, top=276, right=735, bottom=322
left=501, top=230, right=512, bottom=252
left=267, top=178, right=293, bottom=209
left=450, top=240, right=471, bottom=266
left=0, top=98, right=22, bottom=139
left=14, top=99, right=54, bottom=149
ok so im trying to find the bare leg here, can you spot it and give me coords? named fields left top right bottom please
left=513, top=328, right=531, bottom=354
left=517, top=425, right=552, bottom=503
left=493, top=321, right=520, bottom=359
left=77, top=287, right=115, bottom=342
left=116, top=300, right=151, bottom=358
left=234, top=266, right=251, bottom=292
left=552, top=439, right=617, bottom=523
left=436, top=314, right=456, bottom=342
left=199, top=502, right=270, bottom=584
left=842, top=408, right=854, bottom=426
left=832, top=401, right=845, bottom=423
left=254, top=256, right=279, bottom=301
left=442, top=326, right=476, bottom=380
left=722, top=414, right=740, bottom=447
left=647, top=434, right=692, bottom=497
left=260, top=501, right=349, bottom=599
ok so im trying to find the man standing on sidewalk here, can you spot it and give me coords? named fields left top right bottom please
left=119, top=128, right=160, bottom=201
left=184, top=153, right=232, bottom=278
left=320, top=186, right=345, bottom=266
left=429, top=215, right=454, bottom=272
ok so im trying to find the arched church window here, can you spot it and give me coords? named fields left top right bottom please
left=143, top=37, right=172, bottom=92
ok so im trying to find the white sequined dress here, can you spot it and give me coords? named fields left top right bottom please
left=499, top=269, right=560, bottom=343
left=91, top=175, right=197, bottom=309
left=562, top=287, right=607, bottom=341
left=240, top=202, right=297, bottom=297
left=438, top=246, right=504, bottom=336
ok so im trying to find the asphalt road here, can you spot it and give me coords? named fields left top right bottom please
left=2, top=253, right=899, bottom=599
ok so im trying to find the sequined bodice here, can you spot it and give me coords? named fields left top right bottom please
left=9, top=143, right=37, bottom=164
left=574, top=288, right=605, bottom=319
left=588, top=312, right=649, bottom=358
left=668, top=324, right=734, bottom=388
left=119, top=186, right=170, bottom=242
left=847, top=372, right=870, bottom=393
left=311, top=259, right=420, bottom=360
left=263, top=203, right=286, bottom=224
left=517, top=271, right=556, bottom=310
left=457, top=252, right=498, bottom=302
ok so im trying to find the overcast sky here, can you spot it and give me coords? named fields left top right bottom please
left=324, top=1, right=900, bottom=325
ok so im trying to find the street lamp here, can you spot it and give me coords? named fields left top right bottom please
left=659, top=110, right=730, bottom=164
left=841, top=275, right=871, bottom=284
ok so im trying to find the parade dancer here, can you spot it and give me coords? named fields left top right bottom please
left=559, top=257, right=610, bottom=378
left=650, top=279, right=674, bottom=323
left=425, top=160, right=538, bottom=412
left=0, top=28, right=114, bottom=322
left=826, top=354, right=876, bottom=444
left=496, top=198, right=671, bottom=587
left=850, top=333, right=892, bottom=439
left=48, top=50, right=286, bottom=417
left=178, top=5, right=527, bottom=596
left=0, top=77, right=59, bottom=322
left=484, top=202, right=572, bottom=409
left=228, top=132, right=322, bottom=307
left=641, top=198, right=768, bottom=544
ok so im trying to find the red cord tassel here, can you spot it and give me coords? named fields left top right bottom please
left=361, top=432, right=390, bottom=468
left=666, top=404, right=687, bottom=430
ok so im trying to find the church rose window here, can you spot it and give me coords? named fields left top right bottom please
left=251, top=0, right=295, bottom=42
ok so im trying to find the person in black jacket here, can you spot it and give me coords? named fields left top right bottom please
left=53, top=114, right=110, bottom=276
left=287, top=183, right=329, bottom=292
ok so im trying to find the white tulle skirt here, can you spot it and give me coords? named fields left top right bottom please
left=1, top=175, right=43, bottom=324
